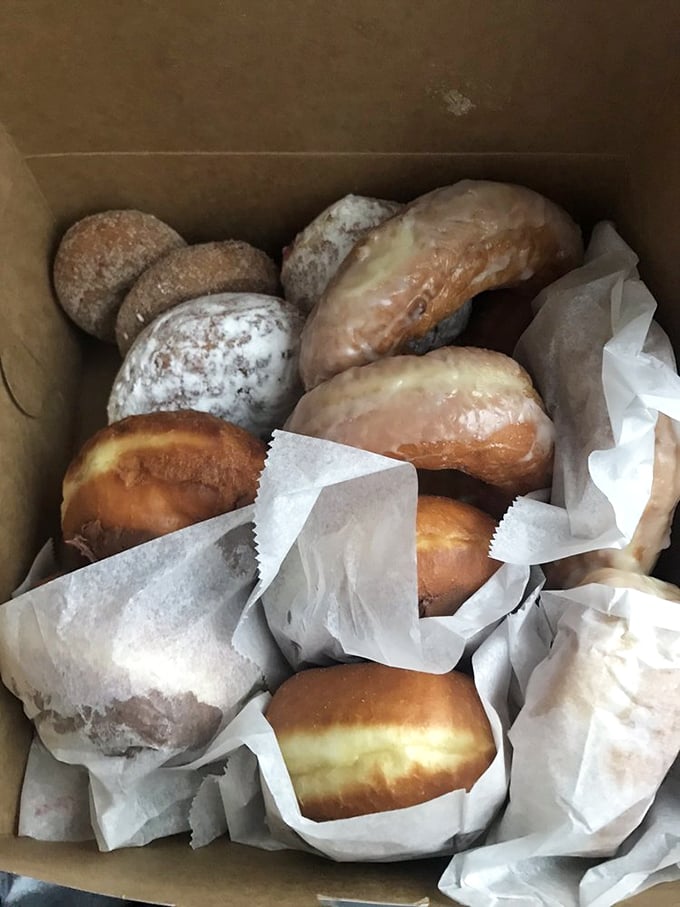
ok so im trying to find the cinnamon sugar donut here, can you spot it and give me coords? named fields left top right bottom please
left=53, top=210, right=185, bottom=341
left=116, top=241, right=280, bottom=354
left=299, top=181, right=583, bottom=389
left=286, top=346, right=555, bottom=496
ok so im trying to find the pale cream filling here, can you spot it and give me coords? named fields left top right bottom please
left=278, top=725, right=490, bottom=801
left=63, top=432, right=209, bottom=508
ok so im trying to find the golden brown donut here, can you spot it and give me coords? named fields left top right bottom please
left=299, top=180, right=583, bottom=389
left=286, top=346, right=555, bottom=496
left=545, top=414, right=680, bottom=589
left=417, top=496, right=500, bottom=617
left=266, top=663, right=496, bottom=821
left=115, top=240, right=280, bottom=354
left=61, top=410, right=266, bottom=561
left=53, top=210, right=185, bottom=341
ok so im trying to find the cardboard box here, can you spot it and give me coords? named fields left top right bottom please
left=0, top=1, right=678, bottom=904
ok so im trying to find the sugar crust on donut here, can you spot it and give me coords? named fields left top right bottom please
left=108, top=293, right=305, bottom=438
left=281, top=194, right=403, bottom=313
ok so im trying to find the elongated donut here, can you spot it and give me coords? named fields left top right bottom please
left=286, top=346, right=555, bottom=495
left=299, top=180, right=583, bottom=389
left=545, top=414, right=680, bottom=589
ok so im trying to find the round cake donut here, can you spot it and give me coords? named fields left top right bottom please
left=115, top=240, right=280, bottom=354
left=281, top=194, right=403, bottom=314
left=108, top=293, right=305, bottom=438
left=285, top=346, right=555, bottom=495
left=62, top=410, right=266, bottom=561
left=266, top=662, right=496, bottom=821
left=53, top=210, right=185, bottom=341
left=299, top=180, right=583, bottom=389
left=416, top=495, right=500, bottom=617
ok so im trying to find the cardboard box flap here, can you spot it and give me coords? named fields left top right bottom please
left=0, top=0, right=677, bottom=156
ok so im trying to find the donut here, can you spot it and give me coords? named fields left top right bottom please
left=576, top=567, right=680, bottom=601
left=115, top=241, right=280, bottom=354
left=1, top=552, right=264, bottom=760
left=299, top=180, right=583, bottom=389
left=107, top=293, right=305, bottom=438
left=53, top=210, right=185, bottom=341
left=417, top=496, right=500, bottom=617
left=545, top=414, right=680, bottom=589
left=61, top=410, right=266, bottom=561
left=286, top=346, right=555, bottom=495
left=281, top=194, right=403, bottom=314
left=266, top=663, right=496, bottom=821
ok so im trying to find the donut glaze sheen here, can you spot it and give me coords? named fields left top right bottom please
left=299, top=180, right=583, bottom=389
left=286, top=346, right=555, bottom=495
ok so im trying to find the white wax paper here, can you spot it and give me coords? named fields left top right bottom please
left=491, top=222, right=680, bottom=565
left=0, top=506, right=284, bottom=851
left=18, top=736, right=92, bottom=842
left=186, top=618, right=512, bottom=861
left=235, top=431, right=531, bottom=674
left=439, top=580, right=680, bottom=906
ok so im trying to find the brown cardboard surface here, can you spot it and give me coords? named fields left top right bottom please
left=0, top=836, right=451, bottom=906
left=27, top=152, right=627, bottom=256
left=0, top=130, right=81, bottom=836
left=0, top=1, right=677, bottom=156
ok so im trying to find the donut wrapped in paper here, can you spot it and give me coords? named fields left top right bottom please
left=234, top=431, right=535, bottom=674
left=0, top=507, right=284, bottom=851
left=440, top=570, right=680, bottom=907
left=491, top=222, right=680, bottom=585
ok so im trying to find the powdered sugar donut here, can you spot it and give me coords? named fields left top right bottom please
left=108, top=293, right=305, bottom=438
left=281, top=194, right=403, bottom=314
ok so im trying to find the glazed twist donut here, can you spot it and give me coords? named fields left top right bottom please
left=299, top=180, right=583, bottom=389
left=286, top=346, right=555, bottom=496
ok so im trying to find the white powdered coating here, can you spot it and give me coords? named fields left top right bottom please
left=108, top=293, right=305, bottom=438
left=281, top=194, right=403, bottom=313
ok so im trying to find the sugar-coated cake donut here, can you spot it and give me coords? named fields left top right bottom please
left=286, top=346, right=555, bottom=495
left=53, top=210, right=185, bottom=341
left=281, top=194, right=403, bottom=314
left=417, top=496, right=500, bottom=616
left=115, top=240, right=280, bottom=354
left=108, top=293, right=305, bottom=438
left=61, top=410, right=266, bottom=561
left=266, top=663, right=496, bottom=821
left=299, top=180, right=583, bottom=389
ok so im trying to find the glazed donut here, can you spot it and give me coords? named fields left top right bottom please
left=266, top=663, right=496, bottom=821
left=115, top=241, right=280, bottom=354
left=108, top=293, right=305, bottom=438
left=417, top=496, right=500, bottom=617
left=545, top=414, right=680, bottom=589
left=281, top=194, right=403, bottom=313
left=53, top=210, right=185, bottom=341
left=286, top=346, right=555, bottom=495
left=61, top=410, right=266, bottom=561
left=576, top=567, right=680, bottom=601
left=299, top=180, right=583, bottom=389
